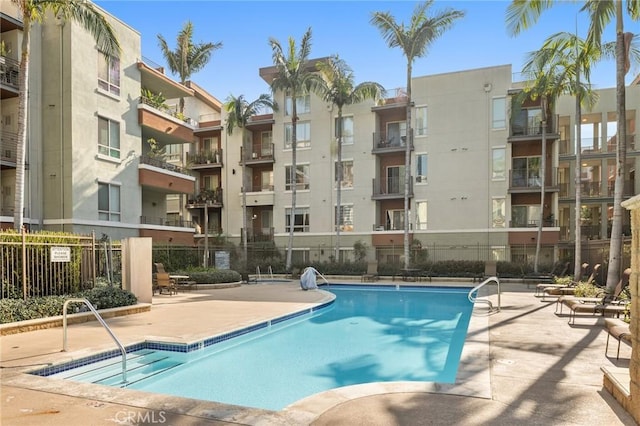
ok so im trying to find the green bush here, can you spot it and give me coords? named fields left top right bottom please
left=172, top=267, right=241, bottom=284
left=0, top=287, right=137, bottom=324
left=573, top=281, right=605, bottom=298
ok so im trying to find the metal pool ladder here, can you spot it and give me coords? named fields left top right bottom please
left=468, top=276, right=501, bottom=312
left=62, top=298, right=127, bottom=383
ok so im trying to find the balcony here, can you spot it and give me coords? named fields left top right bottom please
left=372, top=223, right=413, bottom=231
left=0, top=55, right=19, bottom=98
left=509, top=116, right=558, bottom=141
left=372, top=177, right=413, bottom=200
left=140, top=216, right=194, bottom=228
left=607, top=180, right=635, bottom=197
left=241, top=186, right=275, bottom=206
left=138, top=155, right=195, bottom=194
left=241, top=143, right=275, bottom=164
left=372, top=132, right=414, bottom=154
left=1, top=130, right=18, bottom=166
left=138, top=98, right=195, bottom=144
left=558, top=135, right=636, bottom=156
left=241, top=227, right=275, bottom=243
left=509, top=219, right=557, bottom=228
left=187, top=150, right=223, bottom=169
left=187, top=188, right=223, bottom=209
left=508, top=168, right=558, bottom=193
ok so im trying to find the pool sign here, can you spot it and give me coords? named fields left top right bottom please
left=50, top=246, right=71, bottom=262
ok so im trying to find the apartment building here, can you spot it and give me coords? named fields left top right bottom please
left=2, top=2, right=637, bottom=266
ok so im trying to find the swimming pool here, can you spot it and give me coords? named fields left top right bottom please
left=38, top=285, right=474, bottom=411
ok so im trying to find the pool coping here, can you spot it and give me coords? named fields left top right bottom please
left=1, top=283, right=492, bottom=425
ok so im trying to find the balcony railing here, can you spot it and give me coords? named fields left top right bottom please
left=607, top=180, right=635, bottom=197
left=187, top=188, right=223, bottom=207
left=372, top=223, right=413, bottom=231
left=372, top=177, right=413, bottom=198
left=509, top=219, right=558, bottom=228
left=247, top=183, right=274, bottom=192
left=140, top=155, right=192, bottom=176
left=140, top=216, right=193, bottom=228
left=0, top=56, right=19, bottom=88
left=372, top=131, right=414, bottom=152
left=187, top=150, right=223, bottom=166
left=510, top=117, right=556, bottom=138
left=1, top=130, right=18, bottom=163
left=195, top=225, right=223, bottom=235
left=241, top=143, right=275, bottom=163
left=509, top=168, right=557, bottom=189
left=558, top=135, right=635, bottom=155
left=241, top=227, right=275, bottom=243
left=140, top=96, right=196, bottom=126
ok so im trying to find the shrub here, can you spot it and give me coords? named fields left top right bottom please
left=573, top=281, right=604, bottom=298
left=172, top=267, right=241, bottom=284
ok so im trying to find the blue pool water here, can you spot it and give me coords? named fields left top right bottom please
left=46, top=285, right=473, bottom=410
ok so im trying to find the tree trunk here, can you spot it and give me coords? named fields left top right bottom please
left=605, top=3, right=627, bottom=296
left=13, top=12, right=31, bottom=230
left=241, top=130, right=248, bottom=268
left=403, top=61, right=412, bottom=270
left=534, top=97, right=547, bottom=273
left=335, top=107, right=342, bottom=261
left=286, top=98, right=297, bottom=271
left=574, top=68, right=583, bottom=280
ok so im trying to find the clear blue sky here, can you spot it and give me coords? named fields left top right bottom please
left=95, top=0, right=638, bottom=103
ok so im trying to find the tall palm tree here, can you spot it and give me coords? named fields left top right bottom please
left=11, top=0, right=120, bottom=230
left=310, top=55, right=385, bottom=261
left=519, top=42, right=599, bottom=273
left=224, top=94, right=277, bottom=267
left=370, top=1, right=465, bottom=270
left=157, top=21, right=222, bottom=113
left=268, top=27, right=314, bottom=271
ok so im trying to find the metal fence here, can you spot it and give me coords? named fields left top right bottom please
left=0, top=229, right=122, bottom=300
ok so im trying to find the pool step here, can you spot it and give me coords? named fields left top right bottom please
left=53, top=350, right=183, bottom=386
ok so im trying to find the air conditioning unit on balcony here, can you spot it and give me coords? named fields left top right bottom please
left=252, top=152, right=258, bottom=159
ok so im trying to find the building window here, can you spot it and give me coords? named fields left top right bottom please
left=284, top=121, right=311, bottom=148
left=386, top=166, right=405, bottom=194
left=285, top=207, right=310, bottom=232
left=491, top=246, right=506, bottom=261
left=492, top=148, right=505, bottom=180
left=512, top=157, right=541, bottom=187
left=492, top=97, right=506, bottom=129
left=335, top=205, right=354, bottom=232
left=98, top=182, right=120, bottom=221
left=511, top=205, right=541, bottom=228
left=285, top=94, right=310, bottom=115
left=492, top=198, right=506, bottom=228
left=386, top=209, right=404, bottom=231
left=386, top=121, right=406, bottom=146
left=98, top=53, right=120, bottom=95
left=285, top=164, right=310, bottom=190
left=415, top=201, right=427, bottom=230
left=416, top=154, right=427, bottom=183
left=415, top=106, right=427, bottom=136
left=335, top=116, right=354, bottom=145
left=335, top=160, right=353, bottom=188
left=98, top=116, right=120, bottom=159
left=291, top=249, right=310, bottom=264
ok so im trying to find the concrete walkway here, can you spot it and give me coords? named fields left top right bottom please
left=1, top=281, right=636, bottom=425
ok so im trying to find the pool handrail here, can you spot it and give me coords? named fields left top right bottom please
left=62, top=298, right=127, bottom=383
left=468, top=276, right=500, bottom=312
left=304, top=266, right=330, bottom=286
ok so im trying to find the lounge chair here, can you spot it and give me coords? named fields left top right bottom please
left=604, top=318, right=632, bottom=360
left=154, top=272, right=177, bottom=295
left=556, top=268, right=631, bottom=314
left=361, top=261, right=379, bottom=282
left=543, top=263, right=600, bottom=300
left=535, top=262, right=588, bottom=297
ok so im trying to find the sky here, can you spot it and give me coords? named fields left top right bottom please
left=94, top=0, right=639, bottom=104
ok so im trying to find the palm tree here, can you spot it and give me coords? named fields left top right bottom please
left=224, top=94, right=277, bottom=268
left=310, top=56, right=385, bottom=261
left=370, top=1, right=465, bottom=270
left=267, top=27, right=314, bottom=271
left=507, top=0, right=639, bottom=294
left=519, top=41, right=599, bottom=273
left=157, top=21, right=222, bottom=113
left=11, top=0, right=120, bottom=230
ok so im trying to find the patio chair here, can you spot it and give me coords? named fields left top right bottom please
left=361, top=262, right=379, bottom=282
left=154, top=272, right=177, bottom=295
left=535, top=262, right=589, bottom=296
left=154, top=263, right=168, bottom=274
left=604, top=318, right=632, bottom=360
left=543, top=263, right=600, bottom=300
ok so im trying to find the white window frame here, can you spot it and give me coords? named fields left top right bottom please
left=492, top=147, right=506, bottom=180
left=335, top=204, right=354, bottom=232
left=98, top=116, right=120, bottom=159
left=415, top=106, right=427, bottom=136
left=492, top=97, right=506, bottom=129
left=416, top=153, right=427, bottom=183
left=285, top=164, right=310, bottom=191
left=415, top=201, right=428, bottom=230
left=285, top=93, right=311, bottom=116
left=385, top=121, right=407, bottom=146
left=386, top=209, right=404, bottom=231
left=335, top=160, right=354, bottom=189
left=97, top=53, right=120, bottom=96
left=492, top=197, right=506, bottom=228
left=335, top=115, right=354, bottom=145
left=284, top=121, right=311, bottom=149
left=98, top=182, right=121, bottom=222
left=285, top=207, right=310, bottom=232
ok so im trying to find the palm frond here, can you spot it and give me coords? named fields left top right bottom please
left=506, top=0, right=555, bottom=37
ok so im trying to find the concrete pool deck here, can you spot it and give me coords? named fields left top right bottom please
left=0, top=280, right=636, bottom=425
